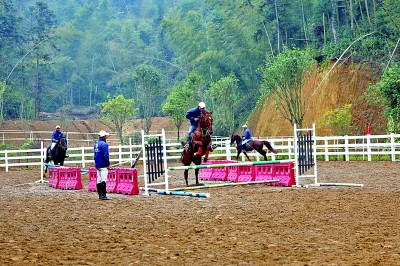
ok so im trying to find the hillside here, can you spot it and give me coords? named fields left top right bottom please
left=248, top=60, right=386, bottom=137
left=0, top=61, right=387, bottom=139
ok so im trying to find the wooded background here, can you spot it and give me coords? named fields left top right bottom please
left=1, top=0, right=399, bottom=136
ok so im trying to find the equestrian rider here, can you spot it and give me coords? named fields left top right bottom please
left=242, top=124, right=252, bottom=153
left=50, top=125, right=68, bottom=158
left=94, top=130, right=111, bottom=200
left=184, top=102, right=207, bottom=149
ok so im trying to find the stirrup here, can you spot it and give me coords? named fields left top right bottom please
left=183, top=143, right=189, bottom=150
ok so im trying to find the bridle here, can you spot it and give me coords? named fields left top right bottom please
left=198, top=112, right=213, bottom=138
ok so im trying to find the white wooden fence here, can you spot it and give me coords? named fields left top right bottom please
left=1, top=134, right=400, bottom=172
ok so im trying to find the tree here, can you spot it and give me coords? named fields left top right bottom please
left=260, top=48, right=314, bottom=128
left=130, top=65, right=160, bottom=134
left=162, top=73, right=201, bottom=140
left=365, top=65, right=400, bottom=133
left=27, top=1, right=58, bottom=119
left=208, top=73, right=240, bottom=135
left=100, top=94, right=138, bottom=144
left=320, top=104, right=352, bottom=135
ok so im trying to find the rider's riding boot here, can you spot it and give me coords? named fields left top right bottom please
left=96, top=183, right=102, bottom=199
left=100, top=181, right=111, bottom=200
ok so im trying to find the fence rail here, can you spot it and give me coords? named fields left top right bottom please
left=1, top=134, right=400, bottom=172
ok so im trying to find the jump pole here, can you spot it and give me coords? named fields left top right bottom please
left=168, top=180, right=280, bottom=191
left=306, top=183, right=364, bottom=188
left=139, top=187, right=210, bottom=198
left=168, top=159, right=295, bottom=171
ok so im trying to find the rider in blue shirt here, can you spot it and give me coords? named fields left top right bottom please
left=184, top=102, right=206, bottom=149
left=242, top=124, right=252, bottom=153
left=94, top=130, right=111, bottom=200
left=50, top=125, right=68, bottom=158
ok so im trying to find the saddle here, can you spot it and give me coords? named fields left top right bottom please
left=242, top=139, right=252, bottom=150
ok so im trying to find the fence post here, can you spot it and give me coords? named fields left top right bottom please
left=81, top=147, right=85, bottom=168
left=345, top=135, right=349, bottom=161
left=225, top=139, right=231, bottom=161
left=391, top=133, right=395, bottom=162
left=367, top=134, right=371, bottom=161
left=129, top=138, right=133, bottom=165
left=324, top=138, right=329, bottom=161
left=5, top=149, right=8, bottom=172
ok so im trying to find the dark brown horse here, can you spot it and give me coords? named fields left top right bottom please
left=181, top=111, right=214, bottom=186
left=230, top=133, right=278, bottom=161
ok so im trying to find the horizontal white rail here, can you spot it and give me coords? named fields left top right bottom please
left=1, top=133, right=400, bottom=171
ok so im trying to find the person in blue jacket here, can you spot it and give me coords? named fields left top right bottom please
left=50, top=125, right=68, bottom=158
left=184, top=102, right=206, bottom=149
left=242, top=124, right=252, bottom=153
left=94, top=130, right=111, bottom=200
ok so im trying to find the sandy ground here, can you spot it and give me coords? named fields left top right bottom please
left=0, top=161, right=399, bottom=265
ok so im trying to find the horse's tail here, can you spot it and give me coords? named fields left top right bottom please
left=262, top=140, right=278, bottom=154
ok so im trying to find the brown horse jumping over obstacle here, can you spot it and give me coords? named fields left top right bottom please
left=181, top=111, right=214, bottom=186
left=230, top=133, right=278, bottom=161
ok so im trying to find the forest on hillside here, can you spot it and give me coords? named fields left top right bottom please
left=1, top=0, right=399, bottom=135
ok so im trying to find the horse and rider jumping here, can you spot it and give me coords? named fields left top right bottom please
left=181, top=102, right=215, bottom=186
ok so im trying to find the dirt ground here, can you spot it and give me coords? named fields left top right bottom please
left=0, top=161, right=399, bottom=266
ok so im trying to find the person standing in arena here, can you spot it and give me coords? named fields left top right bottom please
left=94, top=130, right=111, bottom=200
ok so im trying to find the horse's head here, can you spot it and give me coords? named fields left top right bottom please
left=230, top=133, right=241, bottom=145
left=199, top=111, right=213, bottom=135
left=59, top=137, right=68, bottom=150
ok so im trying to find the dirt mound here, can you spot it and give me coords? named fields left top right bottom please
left=248, top=60, right=386, bottom=136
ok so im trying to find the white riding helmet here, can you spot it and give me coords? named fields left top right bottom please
left=98, top=130, right=110, bottom=137
left=242, top=124, right=248, bottom=128
left=198, top=102, right=206, bottom=108
left=55, top=125, right=61, bottom=129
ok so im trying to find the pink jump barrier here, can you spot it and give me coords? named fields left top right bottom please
left=253, top=164, right=275, bottom=182
left=48, top=167, right=60, bottom=188
left=271, top=163, right=295, bottom=187
left=106, top=168, right=118, bottom=193
left=87, top=168, right=97, bottom=192
left=116, top=168, right=139, bottom=195
left=58, top=167, right=82, bottom=190
left=199, top=160, right=234, bottom=181
left=227, top=165, right=239, bottom=182
left=236, top=165, right=255, bottom=182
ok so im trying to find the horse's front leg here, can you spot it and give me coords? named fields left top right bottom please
left=244, top=152, right=252, bottom=161
left=195, top=168, right=200, bottom=185
left=184, top=169, right=189, bottom=186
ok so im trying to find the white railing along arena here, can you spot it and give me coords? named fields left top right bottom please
left=1, top=133, right=400, bottom=172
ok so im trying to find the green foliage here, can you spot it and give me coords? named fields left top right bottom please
left=320, top=104, right=352, bottom=136
left=130, top=65, right=160, bottom=134
left=0, top=0, right=399, bottom=133
left=20, top=140, right=41, bottom=150
left=366, top=65, right=400, bottom=133
left=260, top=48, right=314, bottom=127
left=122, top=131, right=142, bottom=145
left=208, top=72, right=240, bottom=135
left=101, top=95, right=138, bottom=144
left=162, top=72, right=202, bottom=140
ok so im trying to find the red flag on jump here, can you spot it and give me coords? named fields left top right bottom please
left=365, top=123, right=371, bottom=135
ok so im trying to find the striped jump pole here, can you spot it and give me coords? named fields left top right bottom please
left=168, top=159, right=295, bottom=171
left=169, top=180, right=280, bottom=191
left=139, top=187, right=210, bottom=198
left=306, top=183, right=364, bottom=188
